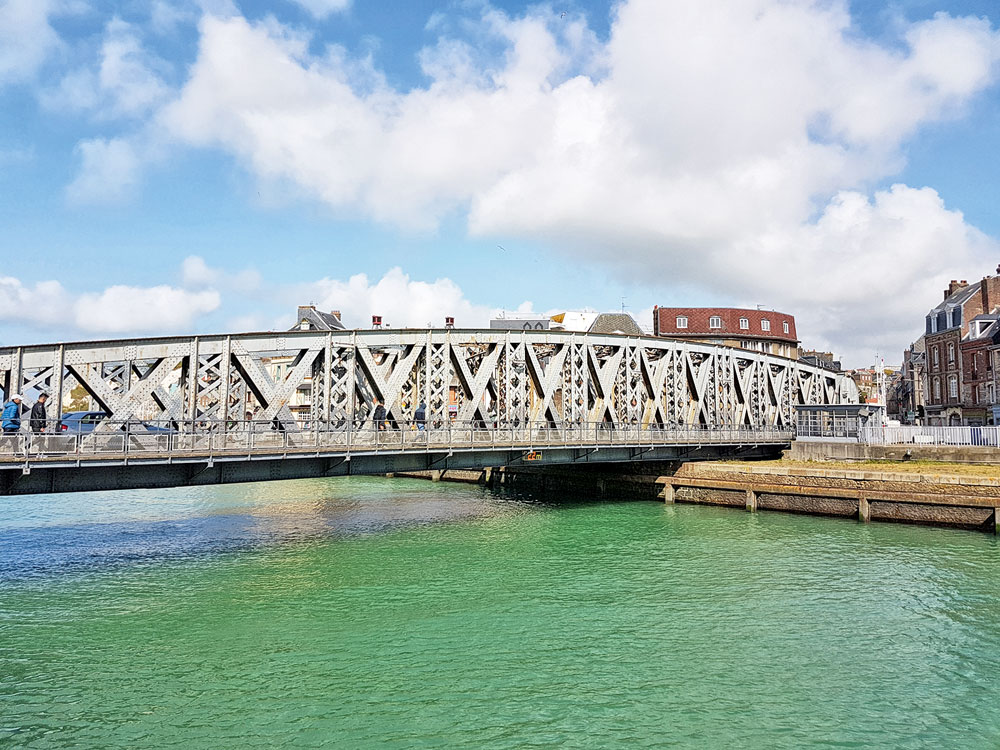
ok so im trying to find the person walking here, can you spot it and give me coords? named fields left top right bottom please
left=414, top=401, right=426, bottom=431
left=27, top=392, right=48, bottom=456
left=30, top=392, right=48, bottom=433
left=372, top=399, right=386, bottom=432
left=2, top=393, right=22, bottom=433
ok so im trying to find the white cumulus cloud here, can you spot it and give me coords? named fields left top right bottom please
left=298, top=267, right=529, bottom=329
left=73, top=285, right=221, bottom=333
left=0, top=277, right=72, bottom=326
left=41, top=17, right=170, bottom=119
left=65, top=136, right=142, bottom=204
left=0, top=0, right=64, bottom=88
left=182, top=254, right=261, bottom=291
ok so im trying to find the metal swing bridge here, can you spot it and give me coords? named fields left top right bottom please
left=0, top=328, right=857, bottom=495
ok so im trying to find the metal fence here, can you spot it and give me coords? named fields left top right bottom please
left=859, top=425, right=1000, bottom=447
left=0, top=419, right=794, bottom=461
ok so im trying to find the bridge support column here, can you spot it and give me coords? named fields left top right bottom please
left=745, top=489, right=757, bottom=512
left=660, top=482, right=675, bottom=503
left=859, top=496, right=870, bottom=523
left=993, top=507, right=999, bottom=535
left=430, top=470, right=443, bottom=482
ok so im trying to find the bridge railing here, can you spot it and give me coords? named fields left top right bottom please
left=859, top=424, right=1000, bottom=447
left=0, top=419, right=794, bottom=461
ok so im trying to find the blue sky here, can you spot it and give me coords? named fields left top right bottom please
left=2, top=0, right=1000, bottom=366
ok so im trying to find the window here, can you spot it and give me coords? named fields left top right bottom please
left=948, top=375, right=958, bottom=399
left=948, top=343, right=955, bottom=363
left=782, top=321, right=789, bottom=334
left=739, top=317, right=749, bottom=330
left=709, top=315, right=722, bottom=329
left=933, top=347, right=940, bottom=369
left=676, top=316, right=688, bottom=329
left=761, top=319, right=771, bottom=332
left=929, top=316, right=938, bottom=333
left=933, top=378, right=941, bottom=401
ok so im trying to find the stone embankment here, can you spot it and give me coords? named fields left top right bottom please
left=659, top=462, right=1000, bottom=533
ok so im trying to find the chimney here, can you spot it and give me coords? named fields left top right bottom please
left=944, top=279, right=968, bottom=300
left=331, top=310, right=341, bottom=320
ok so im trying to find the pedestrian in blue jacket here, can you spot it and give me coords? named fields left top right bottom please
left=2, top=394, right=23, bottom=433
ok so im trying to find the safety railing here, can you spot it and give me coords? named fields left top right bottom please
left=859, top=424, right=1000, bottom=447
left=0, top=419, right=794, bottom=460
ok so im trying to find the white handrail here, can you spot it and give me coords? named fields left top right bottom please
left=0, top=419, right=794, bottom=460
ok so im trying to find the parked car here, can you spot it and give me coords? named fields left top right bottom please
left=57, top=411, right=109, bottom=433
left=57, top=412, right=177, bottom=434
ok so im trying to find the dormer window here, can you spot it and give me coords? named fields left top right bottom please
left=739, top=317, right=749, bottom=330
left=761, top=319, right=771, bottom=332
left=676, top=316, right=688, bottom=329
left=709, top=316, right=722, bottom=329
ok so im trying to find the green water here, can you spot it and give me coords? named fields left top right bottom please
left=1, top=477, right=999, bottom=748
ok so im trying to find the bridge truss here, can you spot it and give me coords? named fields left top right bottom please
left=0, top=329, right=857, bottom=432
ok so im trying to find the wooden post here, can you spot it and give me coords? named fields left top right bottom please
left=746, top=488, right=757, bottom=512
left=859, top=496, right=870, bottom=523
left=993, top=507, right=999, bottom=535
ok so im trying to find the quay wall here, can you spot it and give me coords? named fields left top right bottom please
left=392, top=449, right=1000, bottom=534
left=788, top=440, right=1000, bottom=464
left=660, top=462, right=1000, bottom=533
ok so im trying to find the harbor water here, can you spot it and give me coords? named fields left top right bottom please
left=1, top=477, right=998, bottom=748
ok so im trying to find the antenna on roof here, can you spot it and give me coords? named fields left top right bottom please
left=620, top=296, right=628, bottom=313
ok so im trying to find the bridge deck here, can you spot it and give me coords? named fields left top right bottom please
left=0, top=424, right=792, bottom=496
left=1, top=424, right=792, bottom=466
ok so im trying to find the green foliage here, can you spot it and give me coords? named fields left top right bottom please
left=64, top=384, right=90, bottom=412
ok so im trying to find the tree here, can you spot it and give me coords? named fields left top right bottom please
left=64, top=384, right=90, bottom=412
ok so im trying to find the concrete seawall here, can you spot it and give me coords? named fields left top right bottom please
left=659, top=462, right=1000, bottom=533
left=787, top=440, right=1000, bottom=464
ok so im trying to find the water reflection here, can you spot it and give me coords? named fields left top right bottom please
left=0, top=477, right=539, bottom=583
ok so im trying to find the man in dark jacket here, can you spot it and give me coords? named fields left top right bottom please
left=372, top=399, right=386, bottom=431
left=414, top=401, right=426, bottom=431
left=30, top=393, right=48, bottom=433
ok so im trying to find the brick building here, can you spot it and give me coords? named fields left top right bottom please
left=653, top=307, right=798, bottom=359
left=960, top=314, right=1000, bottom=424
left=923, top=273, right=1000, bottom=425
